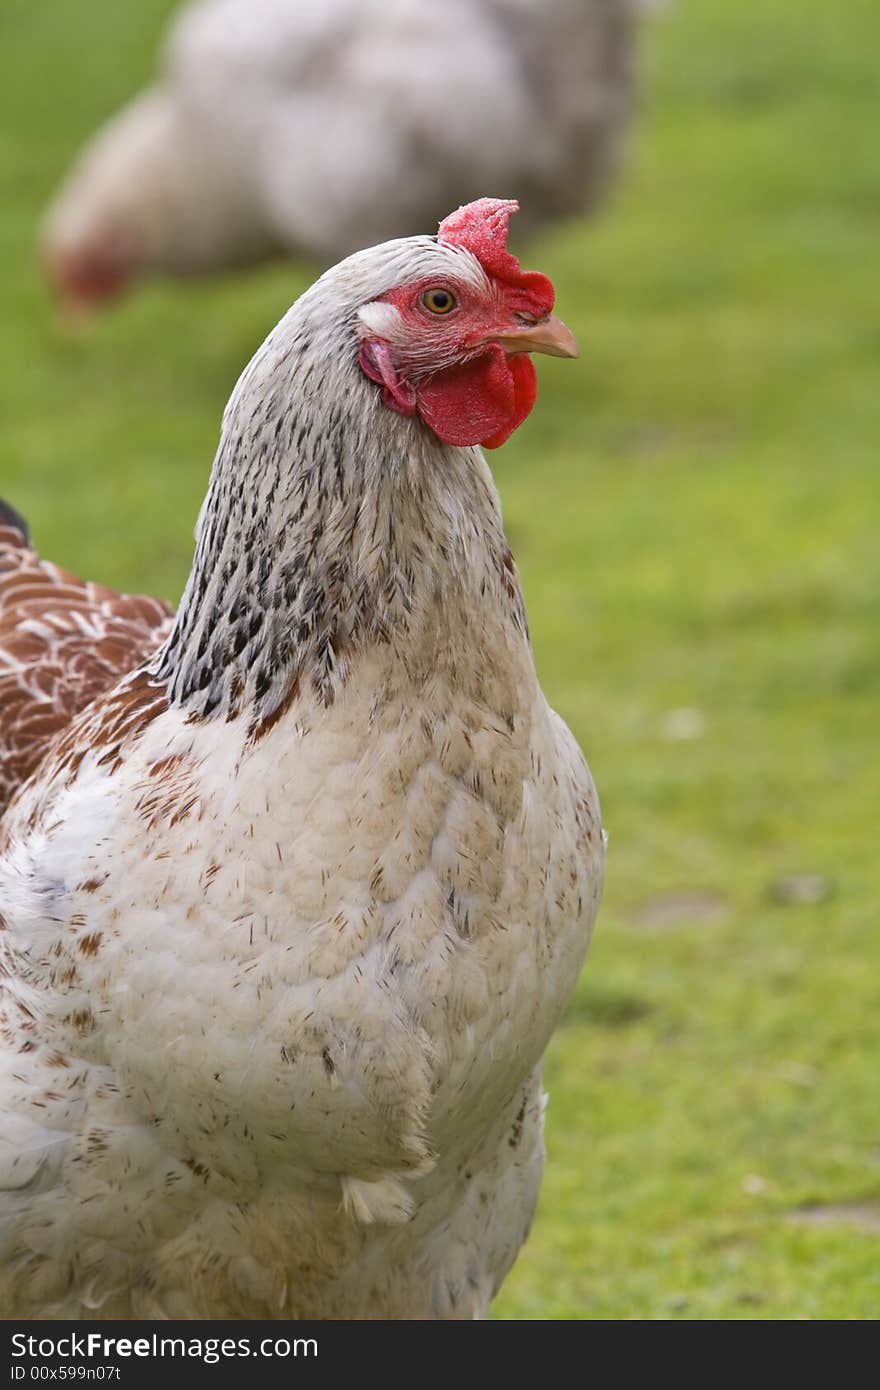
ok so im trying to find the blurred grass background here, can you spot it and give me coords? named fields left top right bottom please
left=1, top=0, right=879, bottom=1319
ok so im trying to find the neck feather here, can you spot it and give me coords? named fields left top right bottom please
left=155, top=297, right=527, bottom=737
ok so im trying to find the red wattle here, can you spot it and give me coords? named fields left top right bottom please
left=481, top=355, right=537, bottom=449
left=416, top=347, right=538, bottom=450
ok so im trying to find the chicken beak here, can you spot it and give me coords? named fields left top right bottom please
left=485, top=315, right=580, bottom=359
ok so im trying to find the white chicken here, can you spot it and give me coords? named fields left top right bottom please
left=0, top=199, right=604, bottom=1318
left=42, top=0, right=637, bottom=307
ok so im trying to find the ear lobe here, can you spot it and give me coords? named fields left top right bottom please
left=359, top=340, right=417, bottom=416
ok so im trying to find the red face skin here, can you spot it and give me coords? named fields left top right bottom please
left=359, top=199, right=578, bottom=450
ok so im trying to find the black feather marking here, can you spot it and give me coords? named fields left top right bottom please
left=0, top=499, right=30, bottom=544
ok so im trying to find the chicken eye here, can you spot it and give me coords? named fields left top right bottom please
left=421, top=288, right=457, bottom=315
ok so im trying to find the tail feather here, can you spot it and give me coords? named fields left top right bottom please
left=0, top=499, right=30, bottom=546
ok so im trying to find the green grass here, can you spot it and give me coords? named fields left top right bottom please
left=2, top=0, right=879, bottom=1320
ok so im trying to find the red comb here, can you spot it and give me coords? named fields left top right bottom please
left=437, top=198, right=554, bottom=317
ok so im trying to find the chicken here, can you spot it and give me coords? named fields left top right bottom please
left=0, top=503, right=172, bottom=816
left=0, top=199, right=604, bottom=1319
left=42, top=0, right=636, bottom=307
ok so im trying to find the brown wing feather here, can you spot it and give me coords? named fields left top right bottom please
left=0, top=523, right=174, bottom=812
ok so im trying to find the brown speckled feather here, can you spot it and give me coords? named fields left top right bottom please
left=0, top=521, right=173, bottom=811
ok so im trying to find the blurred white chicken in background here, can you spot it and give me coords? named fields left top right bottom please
left=41, top=0, right=641, bottom=308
